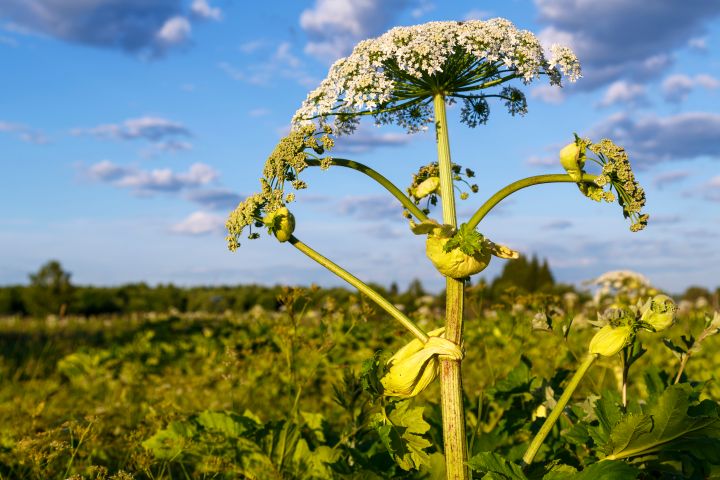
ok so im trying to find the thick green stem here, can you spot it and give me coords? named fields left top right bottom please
left=305, top=158, right=429, bottom=223
left=288, top=235, right=429, bottom=343
left=433, top=93, right=469, bottom=480
left=467, top=174, right=598, bottom=231
left=522, top=354, right=598, bottom=466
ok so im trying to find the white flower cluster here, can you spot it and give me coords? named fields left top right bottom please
left=292, top=18, right=581, bottom=134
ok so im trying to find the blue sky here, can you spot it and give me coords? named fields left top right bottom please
left=1, top=0, right=719, bottom=293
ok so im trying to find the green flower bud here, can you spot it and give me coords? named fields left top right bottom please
left=640, top=294, right=677, bottom=332
left=263, top=207, right=295, bottom=242
left=589, top=324, right=633, bottom=357
left=560, top=141, right=586, bottom=181
left=426, top=233, right=491, bottom=279
left=381, top=328, right=462, bottom=398
left=412, top=176, right=440, bottom=199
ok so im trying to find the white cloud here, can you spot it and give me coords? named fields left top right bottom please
left=662, top=73, right=720, bottom=103
left=688, top=36, right=707, bottom=51
left=535, top=0, right=720, bottom=89
left=300, top=0, right=409, bottom=62
left=156, top=16, right=191, bottom=46
left=0, top=1, right=204, bottom=56
left=87, top=161, right=217, bottom=193
left=596, top=81, right=647, bottom=108
left=411, top=1, right=435, bottom=19
left=171, top=211, right=225, bottom=235
left=190, top=0, right=222, bottom=21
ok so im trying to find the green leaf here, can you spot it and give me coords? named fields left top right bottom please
left=467, top=452, right=527, bottom=479
left=604, top=384, right=720, bottom=460
left=142, top=421, right=196, bottom=459
left=573, top=461, right=639, bottom=479
left=376, top=400, right=432, bottom=471
left=196, top=410, right=252, bottom=437
left=443, top=223, right=485, bottom=256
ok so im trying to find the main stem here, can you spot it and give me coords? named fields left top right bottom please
left=433, top=93, right=468, bottom=480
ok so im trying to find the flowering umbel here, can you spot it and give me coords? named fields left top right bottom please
left=292, top=19, right=580, bottom=134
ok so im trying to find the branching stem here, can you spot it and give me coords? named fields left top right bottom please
left=288, top=235, right=429, bottom=343
left=467, top=174, right=598, bottom=230
left=522, top=354, right=598, bottom=466
left=305, top=158, right=429, bottom=222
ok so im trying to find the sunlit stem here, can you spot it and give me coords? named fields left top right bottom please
left=522, top=354, right=598, bottom=466
left=467, top=174, right=598, bottom=230
left=305, top=158, right=429, bottom=222
left=288, top=235, right=429, bottom=343
left=433, top=93, right=469, bottom=480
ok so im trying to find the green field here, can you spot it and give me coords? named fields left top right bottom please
left=1, top=285, right=719, bottom=479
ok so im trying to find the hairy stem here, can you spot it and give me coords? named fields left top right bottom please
left=288, top=235, right=429, bottom=343
left=305, top=158, right=429, bottom=222
left=467, top=174, right=598, bottom=230
left=522, top=354, right=597, bottom=466
left=433, top=93, right=469, bottom=480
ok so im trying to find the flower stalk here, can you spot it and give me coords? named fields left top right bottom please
left=288, top=235, right=429, bottom=343
left=433, top=93, right=469, bottom=480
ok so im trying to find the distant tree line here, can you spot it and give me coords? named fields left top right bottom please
left=1, top=259, right=716, bottom=317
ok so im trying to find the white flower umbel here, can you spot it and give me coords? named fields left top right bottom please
left=292, top=18, right=581, bottom=134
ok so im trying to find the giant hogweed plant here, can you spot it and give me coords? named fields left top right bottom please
left=226, top=19, right=653, bottom=479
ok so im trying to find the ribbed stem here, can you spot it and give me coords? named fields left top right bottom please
left=289, top=235, right=429, bottom=343
left=522, top=354, right=597, bottom=466
left=433, top=93, right=468, bottom=480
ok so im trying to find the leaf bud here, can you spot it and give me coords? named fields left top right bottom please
left=588, top=324, right=633, bottom=357
left=412, top=176, right=440, bottom=200
left=559, top=141, right=586, bottom=181
left=263, top=207, right=295, bottom=242
left=426, top=233, right=491, bottom=279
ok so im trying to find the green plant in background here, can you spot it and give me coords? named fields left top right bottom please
left=226, top=19, right=652, bottom=479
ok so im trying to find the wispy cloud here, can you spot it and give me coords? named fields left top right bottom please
left=0, top=120, right=48, bottom=144
left=72, top=116, right=192, bottom=152
left=185, top=189, right=244, bottom=211
left=87, top=160, right=217, bottom=194
left=588, top=112, right=720, bottom=165
left=653, top=171, right=690, bottom=189
left=333, top=126, right=416, bottom=153
left=337, top=195, right=404, bottom=221
left=300, top=0, right=410, bottom=62
left=219, top=42, right=315, bottom=87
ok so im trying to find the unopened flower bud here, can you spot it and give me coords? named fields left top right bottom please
left=381, top=328, right=462, bottom=398
left=412, top=176, right=440, bottom=199
left=263, top=207, right=295, bottom=242
left=589, top=324, right=633, bottom=357
left=640, top=294, right=677, bottom=332
left=560, top=142, right=586, bottom=181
